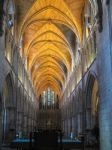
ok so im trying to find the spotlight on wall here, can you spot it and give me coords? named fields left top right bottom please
left=87, top=23, right=92, bottom=29
left=78, top=47, right=81, bottom=54
left=7, top=19, right=13, bottom=28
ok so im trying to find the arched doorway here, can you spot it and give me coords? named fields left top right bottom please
left=2, top=73, right=15, bottom=144
left=86, top=74, right=99, bottom=145
left=77, top=89, right=83, bottom=135
left=91, top=80, right=99, bottom=127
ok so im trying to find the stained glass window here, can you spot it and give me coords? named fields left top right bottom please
left=40, top=88, right=58, bottom=110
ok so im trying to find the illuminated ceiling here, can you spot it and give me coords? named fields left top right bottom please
left=20, top=0, right=85, bottom=96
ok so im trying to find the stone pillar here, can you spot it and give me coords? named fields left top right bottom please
left=23, top=100, right=27, bottom=137
left=98, top=1, right=112, bottom=150
left=21, top=99, right=24, bottom=136
left=16, top=112, right=23, bottom=138
left=28, top=104, right=32, bottom=135
left=1, top=107, right=15, bottom=144
left=65, top=120, right=67, bottom=136
left=0, top=96, right=3, bottom=147
left=23, top=115, right=27, bottom=137
left=26, top=102, right=29, bottom=137
left=25, top=115, right=28, bottom=138
left=108, top=0, right=112, bottom=67
left=0, top=0, right=4, bottom=36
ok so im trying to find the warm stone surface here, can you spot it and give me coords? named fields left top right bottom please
left=0, top=1, right=112, bottom=150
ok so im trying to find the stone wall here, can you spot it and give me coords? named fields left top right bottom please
left=0, top=0, right=39, bottom=145
left=97, top=1, right=112, bottom=150
left=61, top=1, right=112, bottom=150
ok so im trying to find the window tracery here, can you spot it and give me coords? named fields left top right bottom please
left=40, top=88, right=57, bottom=110
left=5, top=0, right=15, bottom=63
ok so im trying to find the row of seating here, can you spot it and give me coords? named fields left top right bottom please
left=29, top=130, right=62, bottom=150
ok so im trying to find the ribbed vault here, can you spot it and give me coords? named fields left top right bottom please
left=20, top=0, right=84, bottom=97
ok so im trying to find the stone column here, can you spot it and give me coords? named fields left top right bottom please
left=1, top=107, right=15, bottom=144
left=97, top=1, right=112, bottom=150
left=0, top=96, right=3, bottom=147
left=23, top=99, right=27, bottom=137
left=17, top=112, right=23, bottom=137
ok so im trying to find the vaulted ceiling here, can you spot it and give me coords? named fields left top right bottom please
left=18, top=0, right=85, bottom=96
